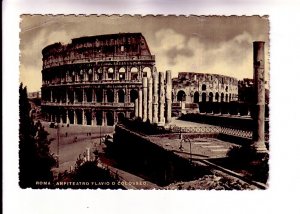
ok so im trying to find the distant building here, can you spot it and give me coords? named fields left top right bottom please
left=28, top=91, right=41, bottom=99
left=172, top=72, right=239, bottom=115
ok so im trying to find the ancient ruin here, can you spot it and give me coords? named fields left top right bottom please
left=41, top=33, right=155, bottom=126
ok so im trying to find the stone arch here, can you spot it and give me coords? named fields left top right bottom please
left=130, top=89, right=138, bottom=102
left=107, top=67, right=114, bottom=80
left=221, top=93, right=224, bottom=102
left=143, top=67, right=151, bottom=78
left=131, top=67, right=138, bottom=80
left=119, top=67, right=126, bottom=81
left=177, top=90, right=186, bottom=102
left=86, top=88, right=93, bottom=102
left=118, top=89, right=125, bottom=103
left=202, top=92, right=206, bottom=102
left=96, top=111, right=102, bottom=126
left=96, top=89, right=103, bottom=102
left=86, top=111, right=92, bottom=125
left=76, top=109, right=83, bottom=125
left=215, top=92, right=219, bottom=102
left=68, top=110, right=74, bottom=124
left=117, top=112, right=125, bottom=123
left=106, top=111, right=114, bottom=126
left=107, top=89, right=114, bottom=103
left=79, top=69, right=84, bottom=82
left=209, top=92, right=213, bottom=102
left=193, top=91, right=200, bottom=103
left=88, top=69, right=93, bottom=82
left=96, top=68, right=103, bottom=80
left=202, top=84, right=206, bottom=91
left=72, top=71, right=76, bottom=82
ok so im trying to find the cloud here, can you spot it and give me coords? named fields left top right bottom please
left=19, top=16, right=269, bottom=92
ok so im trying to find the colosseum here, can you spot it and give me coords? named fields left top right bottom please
left=172, top=72, right=238, bottom=113
left=41, top=33, right=156, bottom=126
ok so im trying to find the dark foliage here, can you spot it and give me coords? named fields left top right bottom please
left=226, top=145, right=269, bottom=183
left=19, top=83, right=56, bottom=188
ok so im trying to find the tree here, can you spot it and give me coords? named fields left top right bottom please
left=19, top=83, right=56, bottom=188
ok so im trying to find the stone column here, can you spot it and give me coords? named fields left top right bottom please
left=50, top=89, right=53, bottom=102
left=82, top=109, right=86, bottom=125
left=252, top=41, right=267, bottom=153
left=138, top=88, right=143, bottom=118
left=82, top=88, right=85, bottom=103
left=158, top=72, right=165, bottom=126
left=134, top=98, right=139, bottom=118
left=142, top=77, right=148, bottom=122
left=66, top=89, right=69, bottom=104
left=74, top=110, right=77, bottom=124
left=114, top=90, right=118, bottom=103
left=165, top=70, right=172, bottom=124
left=147, top=77, right=153, bottom=123
left=66, top=110, right=70, bottom=124
left=102, top=111, right=107, bottom=126
left=92, top=88, right=95, bottom=103
left=60, top=113, right=63, bottom=124
left=104, top=89, right=107, bottom=103
left=74, top=90, right=77, bottom=103
left=152, top=72, right=159, bottom=124
left=92, top=111, right=97, bottom=126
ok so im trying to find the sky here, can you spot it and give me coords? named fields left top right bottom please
left=19, top=15, right=269, bottom=92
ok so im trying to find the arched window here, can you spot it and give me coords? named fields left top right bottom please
left=88, top=69, right=93, bottom=82
left=131, top=67, right=138, bottom=80
left=108, top=68, right=114, bottom=80
left=177, top=90, right=186, bottom=102
left=117, top=112, right=125, bottom=123
left=130, top=89, right=138, bottom=102
left=202, top=93, right=206, bottom=102
left=107, top=89, right=114, bottom=103
left=202, top=84, right=206, bottom=91
left=193, top=91, right=200, bottom=103
left=118, top=89, right=125, bottom=103
left=143, top=67, right=151, bottom=78
left=221, top=93, right=224, bottom=102
left=85, top=111, right=92, bottom=125
left=106, top=112, right=114, bottom=126
left=209, top=92, right=213, bottom=102
left=225, top=94, right=228, bottom=102
left=119, top=67, right=126, bottom=81
left=215, top=92, right=219, bottom=102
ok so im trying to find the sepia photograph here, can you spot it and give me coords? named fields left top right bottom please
left=19, top=15, right=270, bottom=190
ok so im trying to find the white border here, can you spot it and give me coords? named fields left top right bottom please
left=3, top=0, right=300, bottom=214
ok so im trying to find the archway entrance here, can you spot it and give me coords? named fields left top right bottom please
left=177, top=90, right=186, bottom=102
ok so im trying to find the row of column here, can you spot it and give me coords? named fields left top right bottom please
left=46, top=109, right=126, bottom=126
left=134, top=70, right=172, bottom=126
left=46, top=88, right=132, bottom=104
left=43, top=65, right=154, bottom=84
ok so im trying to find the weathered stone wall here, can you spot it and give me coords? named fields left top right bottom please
left=41, top=33, right=156, bottom=126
